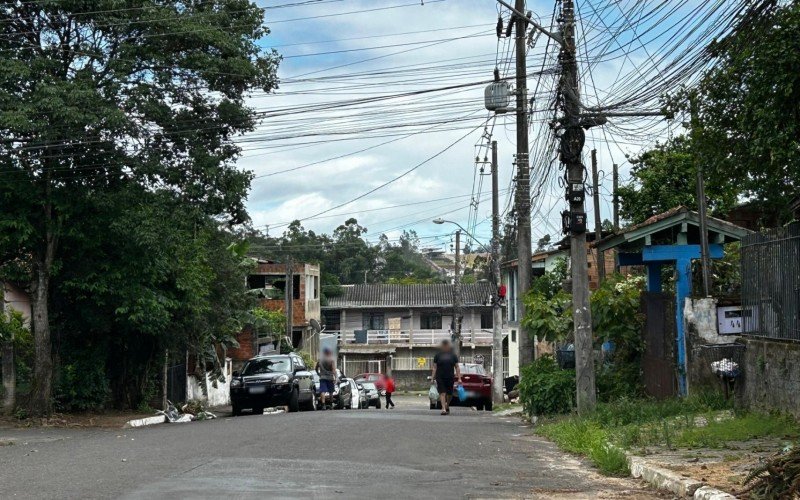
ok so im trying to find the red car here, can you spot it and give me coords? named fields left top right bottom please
left=353, top=372, right=386, bottom=391
left=429, top=363, right=493, bottom=411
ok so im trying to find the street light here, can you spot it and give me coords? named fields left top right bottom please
left=432, top=218, right=488, bottom=252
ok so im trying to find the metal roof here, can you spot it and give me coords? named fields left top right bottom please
left=324, top=283, right=494, bottom=309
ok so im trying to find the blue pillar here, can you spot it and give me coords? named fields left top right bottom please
left=674, top=257, right=692, bottom=397
left=646, top=263, right=663, bottom=292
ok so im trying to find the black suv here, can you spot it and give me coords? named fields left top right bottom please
left=230, top=353, right=317, bottom=415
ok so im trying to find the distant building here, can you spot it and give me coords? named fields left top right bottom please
left=230, top=260, right=321, bottom=365
left=1, top=281, right=30, bottom=326
left=322, top=283, right=508, bottom=389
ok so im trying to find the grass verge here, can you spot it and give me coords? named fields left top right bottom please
left=535, top=393, right=799, bottom=476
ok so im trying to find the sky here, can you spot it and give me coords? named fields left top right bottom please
left=237, top=0, right=729, bottom=251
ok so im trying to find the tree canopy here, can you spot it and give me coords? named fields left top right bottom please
left=0, top=1, right=279, bottom=414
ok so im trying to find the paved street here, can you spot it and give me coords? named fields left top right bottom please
left=0, top=396, right=661, bottom=499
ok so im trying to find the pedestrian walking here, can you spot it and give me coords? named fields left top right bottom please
left=384, top=375, right=395, bottom=409
left=431, top=339, right=461, bottom=415
left=315, top=347, right=337, bottom=410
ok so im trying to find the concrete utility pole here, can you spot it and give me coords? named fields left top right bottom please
left=560, top=0, right=596, bottom=413
left=612, top=163, right=619, bottom=231
left=453, top=230, right=463, bottom=355
left=514, top=0, right=534, bottom=368
left=284, top=257, right=294, bottom=355
left=490, top=141, right=504, bottom=404
left=591, top=149, right=605, bottom=283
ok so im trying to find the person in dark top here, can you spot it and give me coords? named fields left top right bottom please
left=315, top=347, right=337, bottom=410
left=431, top=339, right=462, bottom=415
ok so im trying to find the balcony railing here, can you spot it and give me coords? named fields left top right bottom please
left=331, top=329, right=495, bottom=346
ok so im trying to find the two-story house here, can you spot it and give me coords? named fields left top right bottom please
left=322, top=282, right=508, bottom=389
left=230, top=260, right=322, bottom=366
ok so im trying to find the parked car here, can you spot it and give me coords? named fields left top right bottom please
left=230, top=353, right=316, bottom=415
left=336, top=378, right=363, bottom=410
left=360, top=382, right=382, bottom=408
left=429, top=362, right=493, bottom=411
left=353, top=372, right=386, bottom=391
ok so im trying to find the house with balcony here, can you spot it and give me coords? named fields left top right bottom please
left=322, top=282, right=507, bottom=389
left=230, top=260, right=321, bottom=367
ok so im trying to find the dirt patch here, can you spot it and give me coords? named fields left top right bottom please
left=0, top=410, right=153, bottom=429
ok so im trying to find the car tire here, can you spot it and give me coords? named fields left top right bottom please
left=288, top=389, right=300, bottom=413
left=476, top=402, right=484, bottom=411
left=232, top=404, right=241, bottom=417
left=375, top=399, right=381, bottom=409
left=484, top=400, right=493, bottom=411
left=253, top=407, right=264, bottom=415
left=429, top=402, right=437, bottom=410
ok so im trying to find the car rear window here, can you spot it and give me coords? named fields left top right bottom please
left=460, top=364, right=486, bottom=375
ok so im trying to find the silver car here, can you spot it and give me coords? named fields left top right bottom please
left=359, top=382, right=382, bottom=409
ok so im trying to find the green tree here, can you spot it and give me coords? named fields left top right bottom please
left=668, top=2, right=800, bottom=224
left=0, top=1, right=278, bottom=414
left=617, top=137, right=738, bottom=225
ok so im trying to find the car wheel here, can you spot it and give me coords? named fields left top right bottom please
left=429, top=402, right=437, bottom=410
left=232, top=404, right=241, bottom=417
left=288, top=389, right=300, bottom=413
left=475, top=402, right=484, bottom=411
left=484, top=400, right=493, bottom=411
left=375, top=399, right=382, bottom=409
left=253, top=407, right=264, bottom=415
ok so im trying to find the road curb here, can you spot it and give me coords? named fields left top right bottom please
left=629, top=456, right=704, bottom=497
left=123, top=415, right=166, bottom=428
left=693, top=485, right=738, bottom=500
left=628, top=455, right=738, bottom=498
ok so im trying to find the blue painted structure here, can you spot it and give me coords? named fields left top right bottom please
left=600, top=207, right=750, bottom=397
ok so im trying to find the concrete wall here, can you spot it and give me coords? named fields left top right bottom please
left=684, top=298, right=744, bottom=393
left=393, top=370, right=431, bottom=391
left=186, top=358, right=232, bottom=407
left=736, top=336, right=800, bottom=419
left=2, top=282, right=31, bottom=326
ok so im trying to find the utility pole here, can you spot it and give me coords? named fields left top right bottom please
left=612, top=163, right=619, bottom=231
left=560, top=0, right=596, bottom=413
left=697, top=167, right=711, bottom=296
left=490, top=141, right=504, bottom=404
left=591, top=149, right=605, bottom=283
left=514, top=0, right=534, bottom=368
left=284, top=257, right=294, bottom=355
left=452, top=230, right=463, bottom=355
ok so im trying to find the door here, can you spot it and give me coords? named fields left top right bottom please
left=641, top=292, right=678, bottom=399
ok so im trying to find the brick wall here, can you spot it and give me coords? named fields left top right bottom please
left=587, top=248, right=616, bottom=290
left=229, top=326, right=256, bottom=364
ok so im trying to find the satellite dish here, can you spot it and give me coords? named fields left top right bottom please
left=310, top=318, right=322, bottom=334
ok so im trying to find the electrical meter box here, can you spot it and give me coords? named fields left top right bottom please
left=567, top=182, right=585, bottom=203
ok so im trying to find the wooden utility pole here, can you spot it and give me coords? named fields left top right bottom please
left=284, top=257, right=294, bottom=354
left=491, top=141, right=504, bottom=404
left=697, top=167, right=712, bottom=296
left=612, top=163, right=620, bottom=231
left=514, top=0, right=533, bottom=368
left=561, top=0, right=596, bottom=413
left=591, top=149, right=605, bottom=282
left=453, top=230, right=463, bottom=355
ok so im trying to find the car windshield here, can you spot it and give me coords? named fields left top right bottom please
left=361, top=382, right=376, bottom=390
left=460, top=363, right=486, bottom=375
left=242, top=356, right=292, bottom=376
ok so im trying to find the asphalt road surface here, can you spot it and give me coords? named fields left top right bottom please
left=0, top=396, right=662, bottom=499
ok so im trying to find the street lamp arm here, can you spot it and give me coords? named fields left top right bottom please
left=433, top=219, right=487, bottom=250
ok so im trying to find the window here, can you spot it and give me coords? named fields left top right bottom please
left=293, top=355, right=306, bottom=371
left=323, top=310, right=341, bottom=331
left=362, top=313, right=385, bottom=330
left=480, top=311, right=493, bottom=329
left=420, top=312, right=442, bottom=329
left=511, top=330, right=517, bottom=342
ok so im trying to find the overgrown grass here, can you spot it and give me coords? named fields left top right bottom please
left=536, top=392, right=799, bottom=476
left=492, top=402, right=521, bottom=413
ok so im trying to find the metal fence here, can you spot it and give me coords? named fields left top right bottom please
left=741, top=222, right=800, bottom=341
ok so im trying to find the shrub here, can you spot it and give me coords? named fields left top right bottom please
left=55, top=344, right=110, bottom=412
left=518, top=355, right=575, bottom=416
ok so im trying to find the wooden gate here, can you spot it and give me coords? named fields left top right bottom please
left=641, top=292, right=677, bottom=399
